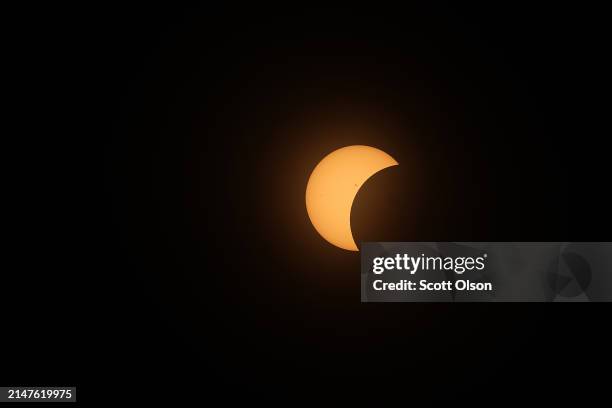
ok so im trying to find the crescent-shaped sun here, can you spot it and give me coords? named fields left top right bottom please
left=305, top=145, right=399, bottom=251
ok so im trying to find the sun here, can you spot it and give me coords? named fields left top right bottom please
left=305, top=145, right=398, bottom=251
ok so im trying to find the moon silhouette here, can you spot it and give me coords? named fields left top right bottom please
left=305, top=145, right=399, bottom=251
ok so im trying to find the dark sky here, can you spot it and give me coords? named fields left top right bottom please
left=7, top=4, right=609, bottom=405
left=105, top=6, right=609, bottom=405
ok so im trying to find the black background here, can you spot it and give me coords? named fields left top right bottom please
left=6, top=4, right=610, bottom=405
